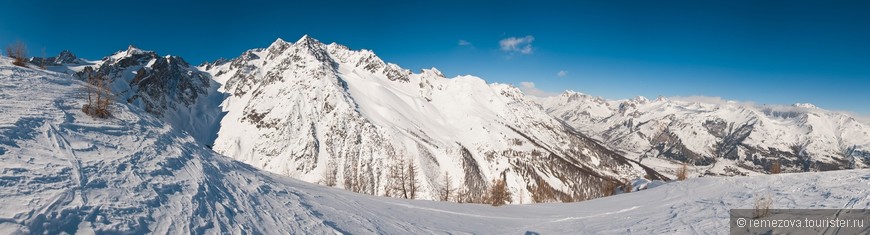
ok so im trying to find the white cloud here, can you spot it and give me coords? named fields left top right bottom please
left=499, top=35, right=535, bottom=55
left=518, top=81, right=558, bottom=97
left=458, top=40, right=472, bottom=46
left=557, top=70, right=567, bottom=77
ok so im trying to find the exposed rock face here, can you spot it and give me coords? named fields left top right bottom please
left=75, top=46, right=225, bottom=145
left=536, top=92, right=870, bottom=176
left=28, top=50, right=82, bottom=66
left=205, top=36, right=665, bottom=203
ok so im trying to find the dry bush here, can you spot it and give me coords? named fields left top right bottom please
left=559, top=194, right=575, bottom=203
left=82, top=70, right=112, bottom=118
left=6, top=41, right=27, bottom=67
left=753, top=193, right=773, bottom=218
left=487, top=178, right=512, bottom=206
left=676, top=163, right=688, bottom=181
left=601, top=180, right=617, bottom=197
left=769, top=160, right=782, bottom=174
left=622, top=179, right=633, bottom=193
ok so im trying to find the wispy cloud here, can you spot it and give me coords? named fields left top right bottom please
left=518, top=81, right=558, bottom=97
left=557, top=70, right=567, bottom=77
left=458, top=39, right=472, bottom=46
left=499, top=35, right=535, bottom=55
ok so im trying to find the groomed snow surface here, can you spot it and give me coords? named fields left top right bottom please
left=3, top=56, right=870, bottom=234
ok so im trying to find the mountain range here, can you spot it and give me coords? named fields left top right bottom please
left=2, top=35, right=870, bottom=233
left=11, top=35, right=870, bottom=202
left=535, top=91, right=870, bottom=177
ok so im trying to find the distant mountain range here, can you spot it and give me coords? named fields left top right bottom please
left=535, top=91, right=870, bottom=176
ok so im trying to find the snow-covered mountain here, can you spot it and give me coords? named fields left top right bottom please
left=70, top=46, right=226, bottom=145
left=28, top=50, right=83, bottom=67
left=7, top=56, right=870, bottom=234
left=535, top=91, right=870, bottom=177
left=204, top=35, right=665, bottom=203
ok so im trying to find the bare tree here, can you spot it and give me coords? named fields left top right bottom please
left=622, top=179, right=633, bottom=193
left=6, top=41, right=27, bottom=67
left=82, top=68, right=112, bottom=118
left=405, top=160, right=419, bottom=199
left=438, top=172, right=454, bottom=201
left=343, top=157, right=361, bottom=193
left=600, top=180, right=617, bottom=197
left=753, top=193, right=773, bottom=218
left=531, top=183, right=556, bottom=203
left=322, top=157, right=338, bottom=187
left=40, top=47, right=46, bottom=69
left=769, top=160, right=782, bottom=174
left=386, top=158, right=411, bottom=198
left=488, top=177, right=512, bottom=206
left=675, top=163, right=688, bottom=181
left=455, top=186, right=470, bottom=203
left=359, top=163, right=374, bottom=195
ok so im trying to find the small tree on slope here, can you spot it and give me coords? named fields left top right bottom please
left=6, top=41, right=27, bottom=67
left=82, top=68, right=112, bottom=118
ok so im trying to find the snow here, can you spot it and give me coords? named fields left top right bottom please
left=4, top=50, right=870, bottom=234
left=205, top=36, right=658, bottom=202
left=537, top=91, right=870, bottom=177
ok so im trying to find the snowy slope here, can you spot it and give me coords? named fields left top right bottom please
left=5, top=57, right=870, bottom=234
left=205, top=35, right=665, bottom=203
left=536, top=91, right=870, bottom=177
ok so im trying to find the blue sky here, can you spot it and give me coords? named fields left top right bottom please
left=1, top=0, right=868, bottom=114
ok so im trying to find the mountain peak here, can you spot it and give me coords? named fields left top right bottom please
left=290, top=35, right=331, bottom=63
left=420, top=67, right=445, bottom=78
left=655, top=95, right=668, bottom=102
left=561, top=90, right=585, bottom=97
left=632, top=96, right=650, bottom=103
left=110, top=45, right=154, bottom=60
left=127, top=44, right=145, bottom=54
left=270, top=38, right=288, bottom=48
left=296, top=34, right=321, bottom=46
left=793, top=103, right=818, bottom=109
left=267, top=38, right=290, bottom=55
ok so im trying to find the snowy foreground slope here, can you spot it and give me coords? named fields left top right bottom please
left=4, top=57, right=870, bottom=234
left=536, top=92, right=870, bottom=177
